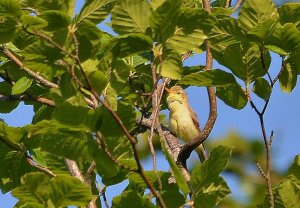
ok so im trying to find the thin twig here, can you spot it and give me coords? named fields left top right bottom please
left=100, top=187, right=110, bottom=208
left=26, top=155, right=56, bottom=177
left=1, top=45, right=58, bottom=88
left=0, top=94, right=55, bottom=106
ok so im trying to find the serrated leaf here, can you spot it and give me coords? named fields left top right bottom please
left=112, top=190, right=155, bottom=208
left=190, top=146, right=231, bottom=194
left=193, top=176, right=231, bottom=208
left=49, top=175, right=92, bottom=207
left=216, top=85, right=248, bottom=110
left=222, top=42, right=271, bottom=84
left=75, top=0, right=114, bottom=25
left=11, top=77, right=33, bottom=95
left=39, top=11, right=71, bottom=31
left=111, top=0, right=151, bottom=34
left=180, top=69, right=238, bottom=87
left=253, top=77, right=271, bottom=100
left=238, top=0, right=279, bottom=31
left=279, top=58, right=297, bottom=93
left=158, top=45, right=182, bottom=80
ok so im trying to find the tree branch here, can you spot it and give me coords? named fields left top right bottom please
left=0, top=45, right=58, bottom=88
left=0, top=94, right=55, bottom=106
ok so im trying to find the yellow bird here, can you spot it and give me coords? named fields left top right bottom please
left=166, top=86, right=207, bottom=161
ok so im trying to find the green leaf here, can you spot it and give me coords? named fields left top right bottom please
left=158, top=45, right=182, bottom=80
left=238, top=0, right=279, bottom=31
left=210, top=18, right=246, bottom=48
left=190, top=145, right=231, bottom=194
left=278, top=3, right=300, bottom=24
left=161, top=189, right=185, bottom=208
left=150, top=0, right=182, bottom=42
left=39, top=11, right=71, bottom=31
left=222, top=42, right=271, bottom=84
left=247, top=18, right=279, bottom=42
left=59, top=73, right=77, bottom=99
left=88, top=70, right=108, bottom=94
left=112, top=190, right=155, bottom=208
left=111, top=34, right=153, bottom=58
left=0, top=0, right=21, bottom=17
left=193, top=176, right=231, bottom=208
left=180, top=69, right=238, bottom=87
left=279, top=58, right=297, bottom=93
left=0, top=100, right=19, bottom=113
left=12, top=30, right=38, bottom=50
left=0, top=17, right=18, bottom=44
left=11, top=77, right=33, bottom=95
left=20, top=15, right=48, bottom=33
left=21, top=0, right=71, bottom=13
left=75, top=0, right=114, bottom=25
left=111, top=0, right=151, bottom=34
left=266, top=23, right=300, bottom=54
left=49, top=175, right=92, bottom=207
left=253, top=77, right=271, bottom=100
left=277, top=180, right=300, bottom=208
left=160, top=140, right=190, bottom=195
left=288, top=154, right=300, bottom=183
left=216, top=85, right=248, bottom=110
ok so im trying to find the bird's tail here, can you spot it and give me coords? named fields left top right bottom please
left=195, top=144, right=208, bottom=162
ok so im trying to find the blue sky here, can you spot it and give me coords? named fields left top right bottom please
left=1, top=0, right=300, bottom=207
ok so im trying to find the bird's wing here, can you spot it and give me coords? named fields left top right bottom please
left=189, top=106, right=201, bottom=132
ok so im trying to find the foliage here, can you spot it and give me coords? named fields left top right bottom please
left=0, top=0, right=299, bottom=207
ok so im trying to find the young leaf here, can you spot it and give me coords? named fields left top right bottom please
left=111, top=0, right=151, bottom=34
left=288, top=154, right=300, bottom=183
left=11, top=77, right=33, bottom=95
left=180, top=69, right=238, bottom=87
left=190, top=145, right=231, bottom=194
left=253, top=77, right=271, bottom=100
left=216, top=85, right=248, bottom=110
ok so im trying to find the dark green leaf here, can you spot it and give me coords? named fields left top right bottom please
left=216, top=85, right=248, bottom=109
left=193, top=176, right=231, bottom=208
left=278, top=3, right=300, bottom=24
left=111, top=0, right=151, bottom=34
left=180, top=69, right=238, bottom=87
left=238, top=0, right=279, bottom=31
left=0, top=0, right=21, bottom=17
left=0, top=17, right=18, bottom=44
left=0, top=100, right=19, bottom=113
left=161, top=189, right=185, bottom=208
left=190, top=146, right=231, bottom=194
left=150, top=0, right=181, bottom=42
left=39, top=11, right=71, bottom=31
left=59, top=73, right=77, bottom=99
left=279, top=58, right=297, bottom=93
left=112, top=190, right=155, bottom=208
left=253, top=77, right=271, bottom=100
left=11, top=77, right=33, bottom=95
left=12, top=30, right=38, bottom=50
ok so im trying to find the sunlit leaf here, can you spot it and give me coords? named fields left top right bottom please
left=279, top=58, right=297, bottom=93
left=11, top=77, right=33, bottom=95
left=253, top=77, right=271, bottom=100
left=112, top=190, right=155, bottom=208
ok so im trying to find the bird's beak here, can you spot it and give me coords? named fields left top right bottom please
left=165, top=87, right=171, bottom=93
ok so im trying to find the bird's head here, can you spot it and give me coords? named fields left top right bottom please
left=165, top=86, right=188, bottom=106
